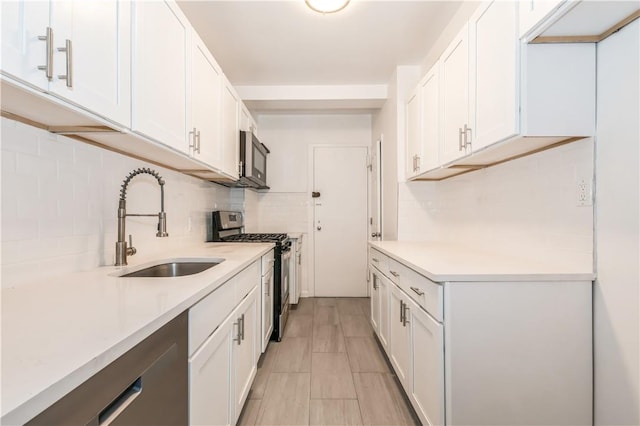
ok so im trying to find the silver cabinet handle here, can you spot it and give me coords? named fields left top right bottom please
left=189, top=127, right=197, bottom=153
left=399, top=299, right=404, bottom=323
left=410, top=286, right=424, bottom=296
left=38, top=27, right=54, bottom=80
left=196, top=130, right=201, bottom=154
left=464, top=124, right=472, bottom=150
left=416, top=156, right=420, bottom=172
left=234, top=319, right=242, bottom=345
left=390, top=270, right=400, bottom=278
left=57, top=39, right=72, bottom=87
left=458, top=127, right=464, bottom=151
left=403, top=304, right=410, bottom=327
left=240, top=313, right=245, bottom=341
left=372, top=257, right=379, bottom=263
left=98, top=377, right=142, bottom=425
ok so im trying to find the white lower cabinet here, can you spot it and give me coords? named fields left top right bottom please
left=189, top=311, right=234, bottom=426
left=188, top=261, right=261, bottom=425
left=370, top=269, right=390, bottom=351
left=407, top=296, right=444, bottom=426
left=369, top=246, right=592, bottom=425
left=233, top=286, right=259, bottom=420
left=261, top=251, right=275, bottom=353
left=389, top=284, right=411, bottom=389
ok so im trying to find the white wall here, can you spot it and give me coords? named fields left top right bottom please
left=246, top=113, right=372, bottom=296
left=593, top=19, right=640, bottom=425
left=1, top=117, right=240, bottom=288
left=397, top=138, right=594, bottom=266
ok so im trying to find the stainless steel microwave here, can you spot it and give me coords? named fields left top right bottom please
left=239, top=130, right=269, bottom=188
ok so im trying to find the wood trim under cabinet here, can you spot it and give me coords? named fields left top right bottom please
left=532, top=9, right=640, bottom=44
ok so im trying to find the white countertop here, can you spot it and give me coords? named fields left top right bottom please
left=370, top=241, right=595, bottom=282
left=1, top=242, right=273, bottom=425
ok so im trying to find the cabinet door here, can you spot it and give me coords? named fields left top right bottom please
left=233, top=286, right=259, bottom=422
left=221, top=77, right=240, bottom=178
left=405, top=87, right=421, bottom=179
left=389, top=285, right=411, bottom=389
left=409, top=300, right=445, bottom=426
left=370, top=272, right=381, bottom=333
left=50, top=0, right=131, bottom=126
left=378, top=273, right=390, bottom=351
left=440, top=24, right=470, bottom=164
left=189, top=313, right=234, bottom=426
left=191, top=31, right=222, bottom=167
left=262, top=269, right=274, bottom=353
left=420, top=63, right=440, bottom=171
left=1, top=1, right=50, bottom=89
left=132, top=0, right=190, bottom=152
left=469, top=0, right=518, bottom=152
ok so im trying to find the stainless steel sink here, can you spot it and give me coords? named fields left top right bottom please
left=119, top=261, right=222, bottom=278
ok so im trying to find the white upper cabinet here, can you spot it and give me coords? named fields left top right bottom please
left=408, top=0, right=595, bottom=178
left=191, top=30, right=223, bottom=168
left=419, top=63, right=440, bottom=172
left=49, top=0, right=131, bottom=127
left=132, top=0, right=190, bottom=153
left=1, top=2, right=50, bottom=90
left=405, top=87, right=421, bottom=179
left=469, top=0, right=519, bottom=152
left=221, top=76, right=240, bottom=178
left=239, top=103, right=257, bottom=134
left=1, top=0, right=131, bottom=126
left=439, top=24, right=471, bottom=165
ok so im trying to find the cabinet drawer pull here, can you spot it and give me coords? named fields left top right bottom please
left=403, top=304, right=410, bottom=327
left=390, top=270, right=399, bottom=278
left=240, top=313, right=246, bottom=341
left=57, top=39, right=73, bottom=87
left=37, top=27, right=54, bottom=80
left=372, top=257, right=379, bottom=263
left=234, top=319, right=242, bottom=345
left=410, top=286, right=425, bottom=296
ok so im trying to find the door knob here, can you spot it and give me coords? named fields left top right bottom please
left=312, top=191, right=321, bottom=198
left=317, top=226, right=322, bottom=231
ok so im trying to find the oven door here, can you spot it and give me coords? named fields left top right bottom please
left=280, top=246, right=292, bottom=309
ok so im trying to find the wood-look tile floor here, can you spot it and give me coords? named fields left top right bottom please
left=238, top=297, right=419, bottom=426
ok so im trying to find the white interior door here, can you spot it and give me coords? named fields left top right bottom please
left=313, top=145, right=368, bottom=297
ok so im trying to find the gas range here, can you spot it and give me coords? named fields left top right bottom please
left=210, top=211, right=291, bottom=342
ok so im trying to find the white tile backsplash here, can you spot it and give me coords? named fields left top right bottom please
left=1, top=117, right=236, bottom=288
left=398, top=138, right=594, bottom=267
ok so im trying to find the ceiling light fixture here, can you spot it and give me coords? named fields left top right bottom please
left=305, top=0, right=351, bottom=14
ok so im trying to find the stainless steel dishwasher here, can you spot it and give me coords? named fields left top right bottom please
left=26, top=312, right=188, bottom=425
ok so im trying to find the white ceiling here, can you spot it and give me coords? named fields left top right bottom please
left=177, top=1, right=464, bottom=86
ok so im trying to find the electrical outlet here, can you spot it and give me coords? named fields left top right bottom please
left=576, top=177, right=593, bottom=206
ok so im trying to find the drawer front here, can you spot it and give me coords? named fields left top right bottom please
left=386, top=257, right=403, bottom=285
left=369, top=248, right=388, bottom=276
left=261, top=249, right=275, bottom=276
left=189, top=279, right=236, bottom=355
left=235, top=260, right=261, bottom=304
left=399, top=266, right=443, bottom=322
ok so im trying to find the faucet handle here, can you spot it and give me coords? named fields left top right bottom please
left=127, top=234, right=137, bottom=256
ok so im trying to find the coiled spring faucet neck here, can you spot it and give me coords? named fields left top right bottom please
left=115, top=168, right=168, bottom=266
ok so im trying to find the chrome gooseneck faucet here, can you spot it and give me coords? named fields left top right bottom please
left=115, top=168, right=168, bottom=266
